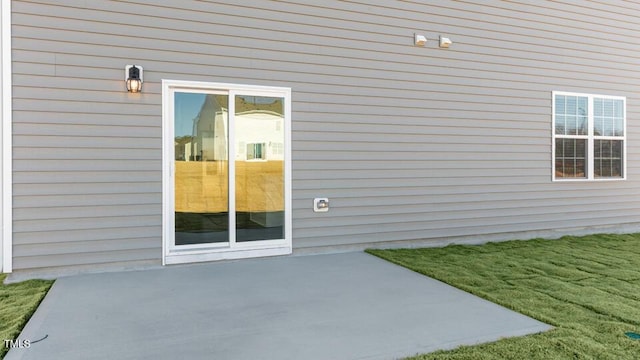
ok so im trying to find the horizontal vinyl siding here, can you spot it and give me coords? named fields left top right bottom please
left=10, top=0, right=640, bottom=270
left=11, top=0, right=166, bottom=269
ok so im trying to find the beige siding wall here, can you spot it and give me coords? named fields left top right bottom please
left=10, top=0, right=640, bottom=270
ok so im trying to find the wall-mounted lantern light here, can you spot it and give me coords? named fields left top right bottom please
left=125, top=65, right=143, bottom=93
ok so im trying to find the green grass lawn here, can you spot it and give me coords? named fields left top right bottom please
left=367, top=233, right=640, bottom=359
left=0, top=274, right=53, bottom=359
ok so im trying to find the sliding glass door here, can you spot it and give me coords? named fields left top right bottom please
left=163, top=81, right=291, bottom=265
left=173, top=91, right=230, bottom=246
left=234, top=94, right=285, bottom=242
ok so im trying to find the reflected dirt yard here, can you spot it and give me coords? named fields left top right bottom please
left=175, top=160, right=284, bottom=244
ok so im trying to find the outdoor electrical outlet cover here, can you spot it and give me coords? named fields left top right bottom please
left=313, top=198, right=329, bottom=212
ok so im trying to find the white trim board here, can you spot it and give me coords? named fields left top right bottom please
left=1, top=0, right=12, bottom=273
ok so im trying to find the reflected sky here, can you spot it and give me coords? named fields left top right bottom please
left=175, top=92, right=206, bottom=137
left=175, top=94, right=283, bottom=138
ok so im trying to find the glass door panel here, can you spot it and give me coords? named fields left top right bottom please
left=174, top=92, right=229, bottom=245
left=234, top=95, right=285, bottom=242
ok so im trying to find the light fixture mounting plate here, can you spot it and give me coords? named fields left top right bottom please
left=125, top=65, right=144, bottom=82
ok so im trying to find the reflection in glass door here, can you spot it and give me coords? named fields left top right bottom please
left=174, top=92, right=229, bottom=246
left=165, top=81, right=291, bottom=264
left=234, top=95, right=285, bottom=242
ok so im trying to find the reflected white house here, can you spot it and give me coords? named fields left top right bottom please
left=234, top=110, right=285, bottom=162
left=175, top=95, right=284, bottom=162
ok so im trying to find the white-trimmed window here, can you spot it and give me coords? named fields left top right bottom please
left=553, top=92, right=626, bottom=181
left=246, top=142, right=266, bottom=160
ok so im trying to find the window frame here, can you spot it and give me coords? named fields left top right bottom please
left=552, top=91, right=627, bottom=182
left=246, top=142, right=267, bottom=161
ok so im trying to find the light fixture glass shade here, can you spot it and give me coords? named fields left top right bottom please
left=126, top=78, right=142, bottom=93
left=126, top=65, right=143, bottom=93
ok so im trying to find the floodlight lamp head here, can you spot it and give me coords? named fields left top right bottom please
left=439, top=36, right=452, bottom=48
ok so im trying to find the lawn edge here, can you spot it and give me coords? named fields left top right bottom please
left=0, top=274, right=54, bottom=360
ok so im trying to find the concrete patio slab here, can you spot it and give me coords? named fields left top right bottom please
left=6, top=252, right=551, bottom=360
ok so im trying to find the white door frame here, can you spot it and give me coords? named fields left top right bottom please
left=1, top=0, right=12, bottom=273
left=162, top=80, right=292, bottom=265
